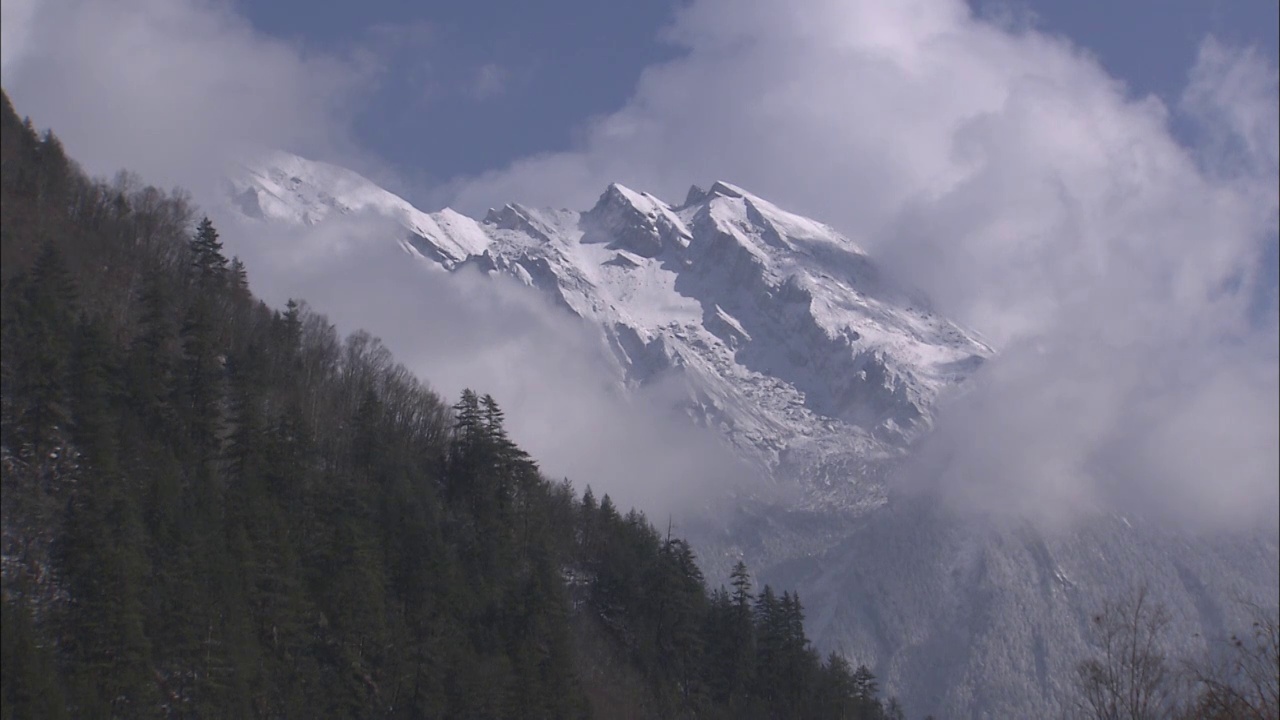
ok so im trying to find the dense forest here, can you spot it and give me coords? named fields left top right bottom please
left=0, top=90, right=908, bottom=718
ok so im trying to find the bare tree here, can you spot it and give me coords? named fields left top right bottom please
left=1184, top=602, right=1279, bottom=720
left=1073, top=585, right=1182, bottom=720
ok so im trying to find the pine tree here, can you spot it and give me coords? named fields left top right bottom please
left=225, top=347, right=265, bottom=480
left=352, top=388, right=385, bottom=473
left=655, top=537, right=707, bottom=707
left=9, top=243, right=76, bottom=455
left=67, top=314, right=117, bottom=469
left=179, top=303, right=223, bottom=460
left=851, top=663, right=880, bottom=712
left=190, top=216, right=228, bottom=285
left=281, top=299, right=303, bottom=355
left=723, top=560, right=757, bottom=702
left=228, top=256, right=249, bottom=292
left=128, top=270, right=178, bottom=437
left=453, top=389, right=482, bottom=439
left=814, top=652, right=858, bottom=719
left=754, top=585, right=784, bottom=708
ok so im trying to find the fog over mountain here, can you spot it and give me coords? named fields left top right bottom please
left=218, top=152, right=1279, bottom=717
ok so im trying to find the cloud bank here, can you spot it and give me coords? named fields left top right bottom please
left=0, top=0, right=375, bottom=200
left=443, top=0, right=1279, bottom=529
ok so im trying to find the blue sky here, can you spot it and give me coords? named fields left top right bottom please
left=238, top=0, right=682, bottom=185
left=236, top=0, right=1279, bottom=184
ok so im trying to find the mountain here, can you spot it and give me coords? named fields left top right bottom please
left=230, top=153, right=991, bottom=501
left=226, top=153, right=1279, bottom=719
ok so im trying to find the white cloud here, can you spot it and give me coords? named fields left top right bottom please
left=0, top=0, right=39, bottom=73
left=444, top=0, right=1280, bottom=529
left=0, top=0, right=373, bottom=201
left=1180, top=36, right=1280, bottom=218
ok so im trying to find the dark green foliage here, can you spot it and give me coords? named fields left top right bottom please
left=4, top=242, right=76, bottom=456
left=1, top=597, right=69, bottom=720
left=0, top=89, right=893, bottom=719
left=190, top=216, right=228, bottom=286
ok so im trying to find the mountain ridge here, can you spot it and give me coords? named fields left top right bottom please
left=227, top=151, right=992, bottom=501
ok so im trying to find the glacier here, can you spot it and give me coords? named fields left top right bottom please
left=225, top=152, right=1279, bottom=719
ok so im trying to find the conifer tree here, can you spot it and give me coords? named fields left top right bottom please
left=851, top=663, right=880, bottom=709
left=179, top=303, right=223, bottom=459
left=190, top=216, right=228, bottom=285
left=128, top=270, right=178, bottom=436
left=10, top=243, right=76, bottom=455
left=67, top=314, right=117, bottom=469
left=228, top=256, right=249, bottom=293
left=722, top=560, right=757, bottom=701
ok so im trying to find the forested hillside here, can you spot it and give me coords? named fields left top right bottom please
left=0, top=90, right=904, bottom=718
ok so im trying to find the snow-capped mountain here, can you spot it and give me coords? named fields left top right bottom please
left=229, top=153, right=991, bottom=503
left=225, top=153, right=1278, bottom=719
left=231, top=151, right=492, bottom=265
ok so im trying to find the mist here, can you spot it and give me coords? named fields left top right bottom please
left=216, top=211, right=757, bottom=520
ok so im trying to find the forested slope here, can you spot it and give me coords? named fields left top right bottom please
left=0, top=90, right=903, bottom=719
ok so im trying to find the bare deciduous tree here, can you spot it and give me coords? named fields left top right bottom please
left=1183, top=603, right=1279, bottom=720
left=1073, top=585, right=1182, bottom=720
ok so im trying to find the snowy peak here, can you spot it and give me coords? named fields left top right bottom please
left=228, top=151, right=490, bottom=265
left=483, top=203, right=557, bottom=243
left=683, top=180, right=751, bottom=206
left=706, top=180, right=747, bottom=199
left=225, top=153, right=991, bottom=495
left=581, top=182, right=692, bottom=257
left=232, top=151, right=402, bottom=227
